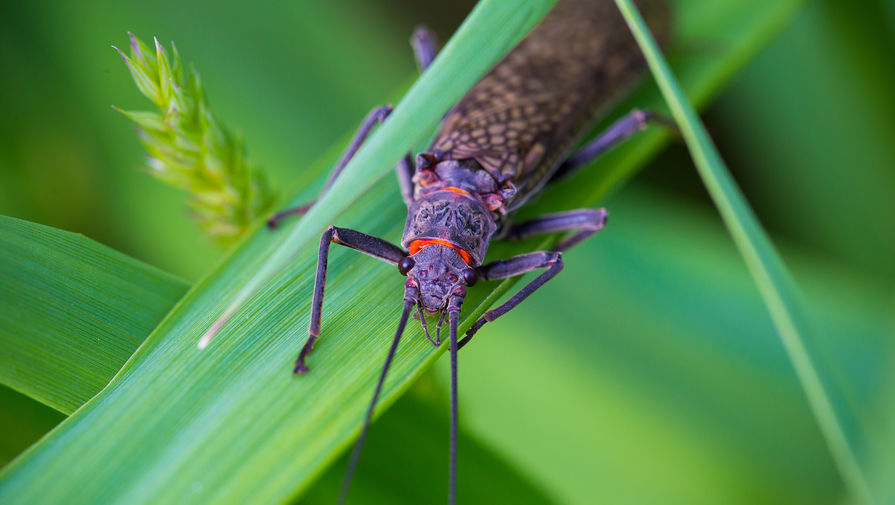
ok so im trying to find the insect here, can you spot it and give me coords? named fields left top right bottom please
left=266, top=0, right=668, bottom=502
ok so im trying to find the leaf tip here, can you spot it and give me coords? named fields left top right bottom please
left=128, top=32, right=140, bottom=57
left=111, top=45, right=126, bottom=61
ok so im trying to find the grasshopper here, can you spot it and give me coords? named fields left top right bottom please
left=267, top=0, right=668, bottom=501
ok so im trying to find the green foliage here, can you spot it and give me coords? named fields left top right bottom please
left=0, top=387, right=64, bottom=468
left=0, top=2, right=567, bottom=503
left=115, top=33, right=275, bottom=242
left=0, top=212, right=552, bottom=504
left=2, top=0, right=891, bottom=504
left=449, top=187, right=893, bottom=505
left=301, top=387, right=555, bottom=504
left=0, top=1, right=810, bottom=504
left=612, top=1, right=879, bottom=501
left=0, top=216, right=187, bottom=414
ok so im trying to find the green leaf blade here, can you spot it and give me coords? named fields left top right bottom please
left=0, top=215, right=551, bottom=505
left=1, top=4, right=563, bottom=500
left=302, top=387, right=556, bottom=504
left=0, top=216, right=188, bottom=414
left=210, top=0, right=561, bottom=338
left=611, top=0, right=878, bottom=503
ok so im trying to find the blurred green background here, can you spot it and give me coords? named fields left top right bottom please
left=1, top=0, right=894, bottom=503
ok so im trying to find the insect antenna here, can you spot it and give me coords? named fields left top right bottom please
left=448, top=309, right=460, bottom=505
left=338, top=298, right=415, bottom=505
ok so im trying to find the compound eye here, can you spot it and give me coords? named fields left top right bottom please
left=462, top=268, right=477, bottom=286
left=398, top=256, right=415, bottom=276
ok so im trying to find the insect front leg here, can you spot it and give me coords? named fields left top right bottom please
left=504, top=208, right=608, bottom=252
left=297, top=225, right=408, bottom=374
left=267, top=105, right=393, bottom=228
left=459, top=251, right=563, bottom=349
left=395, top=26, right=439, bottom=208
left=550, top=109, right=672, bottom=183
left=270, top=28, right=439, bottom=229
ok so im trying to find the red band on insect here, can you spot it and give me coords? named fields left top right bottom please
left=429, top=186, right=475, bottom=199
left=408, top=238, right=474, bottom=266
left=439, top=186, right=472, bottom=197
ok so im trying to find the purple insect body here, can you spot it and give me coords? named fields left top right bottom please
left=264, top=1, right=669, bottom=503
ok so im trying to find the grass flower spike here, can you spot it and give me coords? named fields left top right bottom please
left=114, top=33, right=274, bottom=243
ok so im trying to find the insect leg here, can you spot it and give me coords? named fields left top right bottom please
left=410, top=26, right=438, bottom=71
left=459, top=251, right=563, bottom=349
left=393, top=27, right=438, bottom=209
left=550, top=108, right=666, bottom=183
left=272, top=28, right=436, bottom=229
left=396, top=153, right=415, bottom=207
left=504, top=208, right=608, bottom=252
left=297, top=226, right=408, bottom=374
left=267, top=104, right=393, bottom=228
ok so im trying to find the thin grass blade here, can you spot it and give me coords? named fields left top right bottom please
left=611, top=1, right=876, bottom=502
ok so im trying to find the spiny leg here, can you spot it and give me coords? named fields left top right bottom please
left=267, top=105, right=393, bottom=228
left=551, top=108, right=668, bottom=183
left=504, top=208, right=608, bottom=252
left=459, top=251, right=563, bottom=349
left=338, top=298, right=415, bottom=505
left=297, top=226, right=407, bottom=374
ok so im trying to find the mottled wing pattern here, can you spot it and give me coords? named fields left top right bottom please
left=430, top=0, right=668, bottom=210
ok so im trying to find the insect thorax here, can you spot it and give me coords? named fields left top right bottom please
left=402, top=191, right=497, bottom=266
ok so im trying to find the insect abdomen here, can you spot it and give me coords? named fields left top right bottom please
left=427, top=0, right=669, bottom=212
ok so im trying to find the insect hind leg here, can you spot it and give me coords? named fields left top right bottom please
left=460, top=208, right=610, bottom=348
left=460, top=251, right=563, bottom=349
left=550, top=108, right=673, bottom=183
left=503, top=208, right=608, bottom=252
